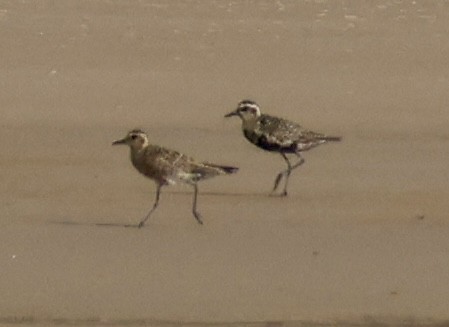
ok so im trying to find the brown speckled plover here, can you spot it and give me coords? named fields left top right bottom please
left=225, top=99, right=341, bottom=196
left=113, top=129, right=238, bottom=227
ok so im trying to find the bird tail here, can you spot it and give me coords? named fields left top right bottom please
left=221, top=165, right=239, bottom=174
left=322, top=136, right=342, bottom=142
left=203, top=163, right=239, bottom=175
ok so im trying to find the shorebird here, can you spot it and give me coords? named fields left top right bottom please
left=225, top=99, right=341, bottom=196
left=113, top=129, right=238, bottom=227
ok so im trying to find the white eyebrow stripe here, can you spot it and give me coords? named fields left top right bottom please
left=240, top=104, right=259, bottom=109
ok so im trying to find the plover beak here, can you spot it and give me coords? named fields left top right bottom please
left=112, top=138, right=127, bottom=145
left=224, top=110, right=238, bottom=118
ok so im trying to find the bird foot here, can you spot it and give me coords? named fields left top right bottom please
left=269, top=190, right=288, bottom=197
left=193, top=212, right=204, bottom=225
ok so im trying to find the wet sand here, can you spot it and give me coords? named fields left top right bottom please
left=1, top=1, right=449, bottom=326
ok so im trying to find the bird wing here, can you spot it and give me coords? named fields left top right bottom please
left=151, top=146, right=216, bottom=183
left=256, top=115, right=302, bottom=147
left=256, top=114, right=331, bottom=150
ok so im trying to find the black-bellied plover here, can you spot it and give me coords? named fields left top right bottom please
left=225, top=99, right=341, bottom=196
left=113, top=129, right=238, bottom=227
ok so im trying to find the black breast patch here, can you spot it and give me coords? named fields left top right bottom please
left=244, top=130, right=297, bottom=153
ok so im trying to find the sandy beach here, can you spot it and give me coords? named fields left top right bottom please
left=1, top=1, right=449, bottom=326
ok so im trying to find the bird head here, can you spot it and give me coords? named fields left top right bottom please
left=112, top=129, right=149, bottom=151
left=225, top=99, right=261, bottom=121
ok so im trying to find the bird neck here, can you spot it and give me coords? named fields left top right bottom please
left=242, top=116, right=258, bottom=131
left=130, top=145, right=148, bottom=169
left=129, top=140, right=149, bottom=161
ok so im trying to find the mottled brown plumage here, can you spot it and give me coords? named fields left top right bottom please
left=113, top=129, right=238, bottom=227
left=225, top=100, right=341, bottom=196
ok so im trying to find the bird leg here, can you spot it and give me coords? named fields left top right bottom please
left=272, top=152, right=305, bottom=196
left=191, top=184, right=203, bottom=225
left=282, top=152, right=305, bottom=196
left=138, top=184, right=162, bottom=228
left=271, top=152, right=291, bottom=196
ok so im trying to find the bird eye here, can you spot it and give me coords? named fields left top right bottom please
left=131, top=134, right=137, bottom=140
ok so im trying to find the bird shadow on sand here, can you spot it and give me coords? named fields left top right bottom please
left=171, top=191, right=271, bottom=197
left=200, top=191, right=292, bottom=199
left=47, top=192, right=279, bottom=228
left=49, top=220, right=141, bottom=228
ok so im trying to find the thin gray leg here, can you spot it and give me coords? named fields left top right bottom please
left=281, top=152, right=305, bottom=196
left=192, top=184, right=203, bottom=225
left=138, top=184, right=162, bottom=228
left=272, top=152, right=305, bottom=196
